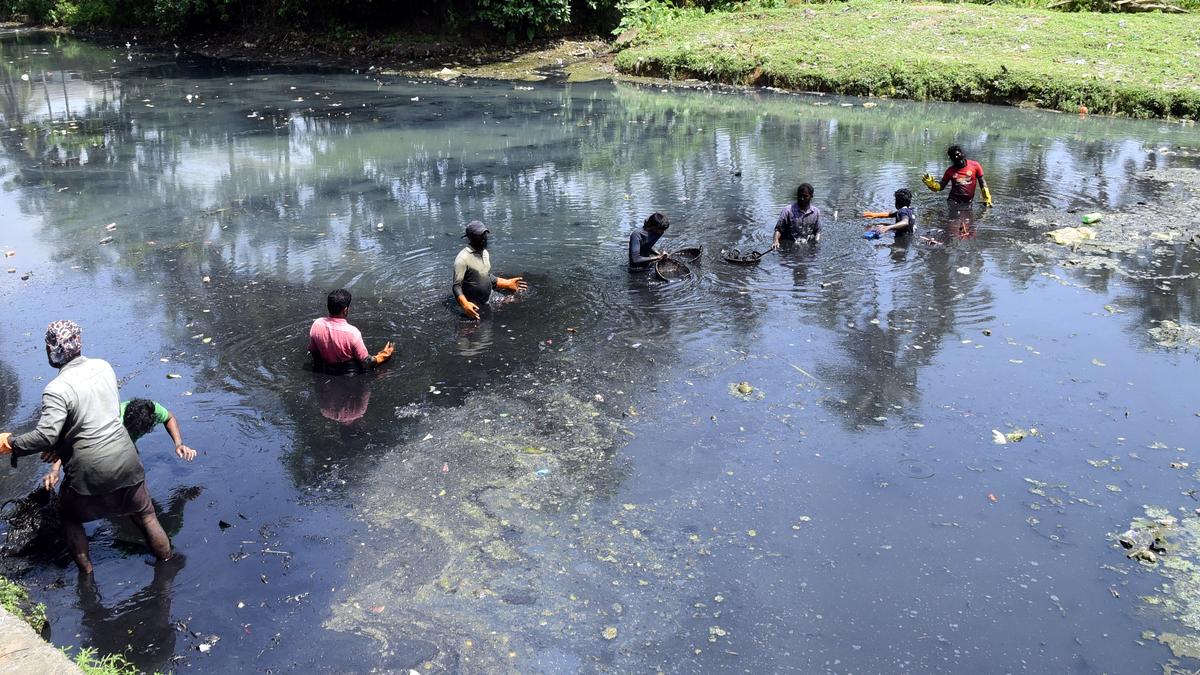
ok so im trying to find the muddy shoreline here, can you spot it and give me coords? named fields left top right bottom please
left=3, top=22, right=618, bottom=82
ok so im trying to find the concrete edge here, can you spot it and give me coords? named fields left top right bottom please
left=0, top=606, right=84, bottom=674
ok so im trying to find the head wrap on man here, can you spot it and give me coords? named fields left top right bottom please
left=45, top=320, right=82, bottom=368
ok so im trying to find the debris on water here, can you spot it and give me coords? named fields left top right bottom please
left=521, top=446, right=545, bottom=455
left=104, top=223, right=117, bottom=232
left=594, top=394, right=605, bottom=403
left=218, top=520, right=232, bottom=530
left=202, top=276, right=211, bottom=284
left=1118, top=516, right=1170, bottom=564
left=1092, top=358, right=1107, bottom=367
left=99, top=236, right=114, bottom=245
left=535, top=468, right=551, bottom=477
left=729, top=381, right=763, bottom=401
left=442, top=463, right=449, bottom=473
left=369, top=605, right=385, bottom=614
left=992, top=430, right=1007, bottom=445
left=982, top=329, right=992, bottom=337
left=1149, top=320, right=1200, bottom=350
left=3, top=250, right=14, bottom=257
left=435, top=67, right=462, bottom=80
left=955, top=266, right=971, bottom=275
left=167, top=373, right=182, bottom=379
left=987, top=493, right=998, bottom=503
left=1171, top=462, right=1190, bottom=470
left=602, top=626, right=618, bottom=640
left=1045, top=226, right=1097, bottom=246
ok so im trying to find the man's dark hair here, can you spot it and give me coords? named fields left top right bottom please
left=947, top=144, right=964, bottom=158
left=796, top=183, right=814, bottom=202
left=644, top=212, right=669, bottom=232
left=327, top=289, right=352, bottom=316
left=894, top=188, right=912, bottom=207
left=123, top=398, right=158, bottom=440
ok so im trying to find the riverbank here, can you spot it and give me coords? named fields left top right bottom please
left=613, top=0, right=1200, bottom=120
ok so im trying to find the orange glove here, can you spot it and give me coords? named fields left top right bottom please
left=863, top=211, right=891, bottom=219
left=0, top=432, right=11, bottom=456
left=495, top=277, right=528, bottom=293
left=457, top=295, right=481, bottom=320
left=372, top=342, right=394, bottom=366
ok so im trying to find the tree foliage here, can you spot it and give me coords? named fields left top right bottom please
left=0, top=0, right=608, bottom=37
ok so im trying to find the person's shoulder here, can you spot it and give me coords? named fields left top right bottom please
left=454, top=246, right=472, bottom=260
left=970, top=159, right=984, bottom=171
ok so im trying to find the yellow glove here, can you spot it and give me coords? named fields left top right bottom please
left=981, top=185, right=993, bottom=208
left=372, top=342, right=394, bottom=366
left=922, top=173, right=941, bottom=192
left=495, top=277, right=528, bottom=293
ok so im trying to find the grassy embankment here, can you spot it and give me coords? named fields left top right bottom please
left=614, top=0, right=1200, bottom=119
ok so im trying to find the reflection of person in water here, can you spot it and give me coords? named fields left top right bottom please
left=309, top=289, right=394, bottom=374
left=42, top=398, right=197, bottom=491
left=453, top=220, right=528, bottom=320
left=77, top=552, right=186, bottom=672
left=313, top=372, right=373, bottom=425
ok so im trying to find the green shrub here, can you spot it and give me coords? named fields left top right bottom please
left=63, top=647, right=143, bottom=675
left=0, top=576, right=48, bottom=634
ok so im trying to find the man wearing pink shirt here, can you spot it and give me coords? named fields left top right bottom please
left=308, top=289, right=394, bottom=374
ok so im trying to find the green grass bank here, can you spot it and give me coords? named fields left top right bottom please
left=613, top=0, right=1200, bottom=119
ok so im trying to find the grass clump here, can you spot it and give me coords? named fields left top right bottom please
left=62, top=647, right=144, bottom=675
left=614, top=0, right=1200, bottom=119
left=0, top=575, right=48, bottom=633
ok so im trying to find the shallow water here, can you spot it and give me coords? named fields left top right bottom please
left=1, top=29, right=1200, bottom=673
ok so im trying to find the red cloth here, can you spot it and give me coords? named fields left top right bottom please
left=308, top=317, right=369, bottom=366
left=941, top=160, right=984, bottom=203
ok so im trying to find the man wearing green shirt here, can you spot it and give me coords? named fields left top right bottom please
left=42, top=398, right=197, bottom=490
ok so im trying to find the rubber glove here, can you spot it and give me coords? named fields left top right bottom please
left=457, top=295, right=481, bottom=320
left=0, top=432, right=11, bottom=456
left=372, top=341, right=395, bottom=366
left=863, top=211, right=891, bottom=219
left=495, top=277, right=528, bottom=293
left=921, top=173, right=942, bottom=192
left=981, top=185, right=993, bottom=208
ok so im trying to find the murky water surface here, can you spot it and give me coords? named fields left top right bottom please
left=2, top=29, right=1200, bottom=673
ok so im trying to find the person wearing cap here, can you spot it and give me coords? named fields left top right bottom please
left=308, top=288, right=394, bottom=374
left=453, top=220, right=527, bottom=320
left=0, top=320, right=175, bottom=574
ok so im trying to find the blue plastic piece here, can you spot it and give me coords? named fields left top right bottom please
left=863, top=230, right=882, bottom=239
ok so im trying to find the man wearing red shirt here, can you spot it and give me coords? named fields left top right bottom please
left=308, top=289, right=393, bottom=374
left=922, top=145, right=993, bottom=208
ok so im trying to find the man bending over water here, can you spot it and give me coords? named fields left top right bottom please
left=453, top=220, right=527, bottom=320
left=43, top=398, right=197, bottom=491
left=628, top=212, right=670, bottom=271
left=0, top=321, right=174, bottom=574
left=309, top=289, right=394, bottom=374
